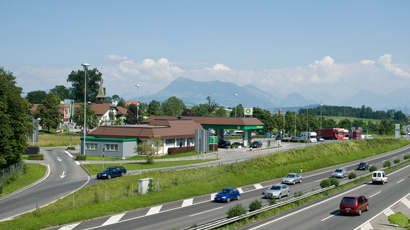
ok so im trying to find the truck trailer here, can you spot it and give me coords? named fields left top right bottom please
left=315, top=128, right=344, bottom=140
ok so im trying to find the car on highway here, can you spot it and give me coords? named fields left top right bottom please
left=282, top=173, right=302, bottom=184
left=339, top=195, right=369, bottom=216
left=97, top=166, right=127, bottom=179
left=231, top=142, right=244, bottom=147
left=262, top=184, right=289, bottom=199
left=372, top=170, right=388, bottom=184
left=218, top=140, right=231, bottom=148
left=316, top=137, right=324, bottom=142
left=214, top=188, right=240, bottom=203
left=250, top=141, right=263, bottom=148
left=331, top=168, right=348, bottom=178
left=357, top=162, right=369, bottom=170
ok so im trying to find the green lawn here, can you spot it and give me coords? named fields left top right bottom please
left=83, top=151, right=214, bottom=161
left=83, top=159, right=217, bottom=175
left=328, top=116, right=381, bottom=124
left=28, top=133, right=82, bottom=147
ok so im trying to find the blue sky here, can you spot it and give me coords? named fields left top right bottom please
left=1, top=1, right=409, bottom=104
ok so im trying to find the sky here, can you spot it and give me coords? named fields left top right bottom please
left=1, top=0, right=410, bottom=105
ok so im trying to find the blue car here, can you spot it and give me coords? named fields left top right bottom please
left=97, top=166, right=127, bottom=179
left=214, top=188, right=240, bottom=203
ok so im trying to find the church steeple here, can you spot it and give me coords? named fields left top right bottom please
left=97, top=77, right=106, bottom=104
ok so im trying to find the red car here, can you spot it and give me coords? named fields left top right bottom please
left=339, top=195, right=369, bottom=216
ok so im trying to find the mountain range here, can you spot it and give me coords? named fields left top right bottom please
left=127, top=77, right=410, bottom=113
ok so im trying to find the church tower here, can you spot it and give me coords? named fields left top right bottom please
left=97, top=77, right=106, bottom=104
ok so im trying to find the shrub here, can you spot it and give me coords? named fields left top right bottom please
left=348, top=173, right=357, bottom=179
left=294, top=191, right=299, bottom=197
left=383, top=160, right=391, bottom=168
left=167, top=146, right=195, bottom=155
left=190, top=223, right=197, bottom=228
left=369, top=165, right=377, bottom=172
left=28, top=154, right=44, bottom=160
left=404, top=154, right=410, bottom=160
left=232, top=145, right=238, bottom=149
left=394, top=159, right=400, bottom=164
left=249, top=199, right=262, bottom=212
left=76, top=155, right=86, bottom=161
left=66, top=147, right=76, bottom=150
left=267, top=197, right=277, bottom=205
left=330, top=177, right=339, bottom=187
left=320, top=179, right=331, bottom=188
left=298, top=191, right=303, bottom=196
left=226, top=203, right=247, bottom=218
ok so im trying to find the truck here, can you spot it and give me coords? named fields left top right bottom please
left=371, top=171, right=388, bottom=184
left=301, top=131, right=317, bottom=143
left=352, top=130, right=361, bottom=140
left=314, top=128, right=344, bottom=140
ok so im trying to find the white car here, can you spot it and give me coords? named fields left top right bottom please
left=262, top=184, right=290, bottom=199
left=372, top=171, right=388, bottom=184
left=309, top=138, right=317, bottom=143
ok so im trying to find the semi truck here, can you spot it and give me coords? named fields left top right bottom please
left=315, top=128, right=344, bottom=140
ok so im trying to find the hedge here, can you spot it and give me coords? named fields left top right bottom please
left=168, top=146, right=195, bottom=155
left=28, top=154, right=44, bottom=160
left=76, top=155, right=87, bottom=161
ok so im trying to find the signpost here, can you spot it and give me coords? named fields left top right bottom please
left=395, top=124, right=400, bottom=138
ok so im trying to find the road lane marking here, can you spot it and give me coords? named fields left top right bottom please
left=102, top=213, right=126, bottom=226
left=211, top=193, right=217, bottom=200
left=359, top=222, right=374, bottom=230
left=320, top=212, right=339, bottom=221
left=60, top=171, right=66, bottom=179
left=315, top=178, right=327, bottom=182
left=59, top=223, right=81, bottom=230
left=401, top=198, right=410, bottom=209
left=383, top=208, right=394, bottom=217
left=397, top=179, right=405, bottom=183
left=146, top=205, right=162, bottom=215
left=57, top=157, right=62, bottom=161
left=189, top=207, right=223, bottom=217
left=75, top=161, right=81, bottom=165
left=388, top=164, right=410, bottom=176
left=64, top=151, right=74, bottom=157
left=254, top=183, right=263, bottom=189
left=182, top=198, right=193, bottom=207
left=369, top=191, right=381, bottom=198
left=238, top=188, right=244, bottom=193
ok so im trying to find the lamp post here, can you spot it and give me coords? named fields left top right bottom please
left=320, top=101, right=323, bottom=129
left=135, top=85, right=140, bottom=124
left=81, top=63, right=90, bottom=155
left=234, top=94, right=238, bottom=117
left=306, top=106, right=309, bottom=142
left=294, top=109, right=296, bottom=137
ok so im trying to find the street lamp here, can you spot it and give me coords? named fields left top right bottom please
left=135, top=85, right=140, bottom=124
left=294, top=109, right=297, bottom=137
left=306, top=106, right=309, bottom=141
left=81, top=63, right=90, bottom=155
left=320, top=101, right=323, bottom=129
left=234, top=94, right=238, bottom=117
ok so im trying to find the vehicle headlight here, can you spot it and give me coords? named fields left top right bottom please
left=102, top=174, right=106, bottom=176
left=222, top=196, right=226, bottom=199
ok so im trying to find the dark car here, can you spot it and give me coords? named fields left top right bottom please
left=340, top=195, right=369, bottom=216
left=218, top=140, right=231, bottom=148
left=97, top=166, right=127, bottom=179
left=214, top=187, right=240, bottom=203
left=316, top=137, right=324, bottom=142
left=231, top=142, right=244, bottom=147
left=250, top=141, right=263, bottom=148
left=357, top=162, right=369, bottom=170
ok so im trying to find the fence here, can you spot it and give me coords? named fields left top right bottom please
left=0, top=161, right=24, bottom=188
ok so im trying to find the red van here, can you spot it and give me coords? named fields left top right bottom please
left=339, top=195, right=369, bottom=216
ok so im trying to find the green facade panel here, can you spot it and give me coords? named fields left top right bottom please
left=81, top=137, right=138, bottom=142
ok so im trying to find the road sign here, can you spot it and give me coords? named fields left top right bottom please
left=244, top=107, right=253, bottom=116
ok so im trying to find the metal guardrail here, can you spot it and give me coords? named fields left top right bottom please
left=187, top=160, right=408, bottom=230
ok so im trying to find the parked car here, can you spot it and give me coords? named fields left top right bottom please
left=357, top=162, right=369, bottom=170
left=231, top=142, right=244, bottom=147
left=282, top=173, right=302, bottom=185
left=214, top=188, right=240, bottom=203
left=218, top=140, right=231, bottom=148
left=372, top=171, right=388, bottom=184
left=97, top=166, right=127, bottom=179
left=339, top=195, right=369, bottom=216
left=309, top=138, right=317, bottom=143
left=332, top=168, right=348, bottom=178
left=262, top=184, right=289, bottom=199
left=316, top=137, right=324, bottom=142
left=250, top=141, right=263, bottom=148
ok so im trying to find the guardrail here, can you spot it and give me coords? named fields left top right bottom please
left=186, top=160, right=407, bottom=230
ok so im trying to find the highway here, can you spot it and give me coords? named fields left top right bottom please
left=0, top=147, right=90, bottom=222
left=48, top=145, right=410, bottom=230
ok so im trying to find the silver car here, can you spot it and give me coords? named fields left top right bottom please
left=262, top=184, right=289, bottom=199
left=332, top=168, right=348, bottom=178
left=282, top=173, right=303, bottom=185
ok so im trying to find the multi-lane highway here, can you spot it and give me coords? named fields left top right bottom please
left=48, top=144, right=410, bottom=230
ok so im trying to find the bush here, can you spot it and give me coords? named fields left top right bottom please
left=383, top=160, right=391, bottom=168
left=76, top=155, right=86, bottom=161
left=298, top=191, right=303, bottom=196
left=348, top=173, right=357, bottom=179
left=249, top=199, right=262, bottom=212
left=294, top=191, right=299, bottom=197
left=330, top=177, right=340, bottom=187
left=404, top=154, right=410, bottom=160
left=66, top=147, right=76, bottom=150
left=394, top=159, right=400, bottom=164
left=167, top=146, right=195, bottom=155
left=267, top=197, right=277, bottom=205
left=226, top=203, right=247, bottom=218
left=232, top=145, right=238, bottom=149
left=28, top=154, right=44, bottom=160
left=369, top=165, right=377, bottom=172
left=320, top=179, right=331, bottom=188
left=226, top=145, right=231, bottom=149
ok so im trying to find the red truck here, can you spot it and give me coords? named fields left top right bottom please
left=315, top=129, right=344, bottom=140
left=352, top=130, right=361, bottom=140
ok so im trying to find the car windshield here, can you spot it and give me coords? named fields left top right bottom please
left=359, top=162, right=366, bottom=165
left=335, top=169, right=343, bottom=172
left=286, top=174, right=295, bottom=178
left=341, top=197, right=356, bottom=204
left=102, top=168, right=112, bottom=172
left=269, top=186, right=281, bottom=190
left=220, top=189, right=232, bottom=194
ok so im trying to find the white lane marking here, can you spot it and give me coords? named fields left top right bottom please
left=59, top=223, right=81, bottom=230
left=359, top=222, right=374, bottom=230
left=64, top=151, right=74, bottom=157
left=146, top=205, right=162, bottom=215
left=315, top=178, right=327, bottom=182
left=181, top=198, right=193, bottom=207
left=57, top=157, right=62, bottom=161
left=254, top=183, right=263, bottom=189
left=211, top=193, right=217, bottom=200
left=397, top=179, right=405, bottom=183
left=320, top=212, right=339, bottom=222
left=401, top=198, right=410, bottom=209
left=369, top=191, right=381, bottom=198
left=388, top=164, right=410, bottom=176
left=238, top=188, right=244, bottom=193
left=383, top=208, right=395, bottom=217
left=60, top=171, right=66, bottom=179
left=75, top=161, right=81, bottom=165
left=189, top=207, right=223, bottom=217
left=102, top=213, right=126, bottom=226
left=249, top=184, right=367, bottom=230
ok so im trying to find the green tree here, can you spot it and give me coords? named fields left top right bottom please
left=230, top=104, right=244, bottom=117
left=26, top=90, right=47, bottom=104
left=253, top=108, right=274, bottom=132
left=67, top=68, right=102, bottom=103
left=147, top=100, right=164, bottom=116
left=150, top=135, right=162, bottom=155
left=0, top=68, right=33, bottom=168
left=191, top=104, right=208, bottom=117
left=322, top=118, right=337, bottom=129
left=50, top=85, right=70, bottom=101
left=215, top=106, right=227, bottom=117
left=206, top=96, right=218, bottom=116
left=34, top=92, right=61, bottom=132
left=124, top=104, right=142, bottom=124
left=162, top=96, right=186, bottom=116
left=135, top=141, right=154, bottom=164
left=73, top=104, right=98, bottom=129
left=337, top=118, right=352, bottom=129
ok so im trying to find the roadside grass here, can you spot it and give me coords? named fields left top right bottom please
left=215, top=159, right=410, bottom=230
left=84, top=151, right=215, bottom=161
left=21, top=155, right=29, bottom=160
left=0, top=163, right=46, bottom=198
left=328, top=116, right=381, bottom=124
left=28, top=133, right=82, bottom=147
left=1, top=138, right=407, bottom=230
left=83, top=159, right=217, bottom=176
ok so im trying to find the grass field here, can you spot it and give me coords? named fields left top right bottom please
left=327, top=116, right=381, bottom=124
left=28, top=133, right=82, bottom=147
left=1, top=138, right=407, bottom=230
left=84, top=151, right=213, bottom=161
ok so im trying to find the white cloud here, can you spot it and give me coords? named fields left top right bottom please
left=212, top=63, right=231, bottom=71
left=107, top=54, right=128, bottom=60
left=376, top=54, right=410, bottom=78
left=360, top=60, right=375, bottom=65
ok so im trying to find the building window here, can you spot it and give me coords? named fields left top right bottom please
left=165, top=139, right=175, bottom=145
left=86, top=143, right=98, bottom=150
left=104, top=144, right=118, bottom=151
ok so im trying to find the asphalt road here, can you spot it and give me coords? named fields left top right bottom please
left=0, top=147, right=90, bottom=221
left=48, top=144, right=410, bottom=230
